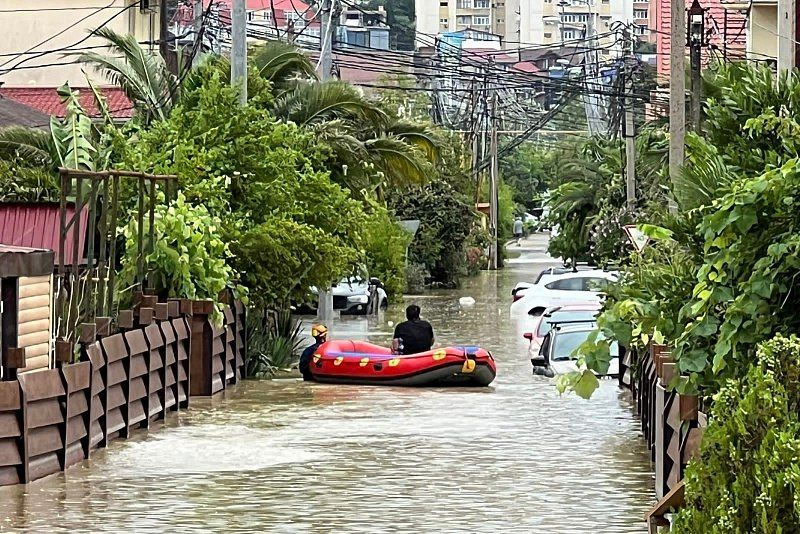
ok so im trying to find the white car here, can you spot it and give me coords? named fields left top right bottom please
left=510, top=270, right=617, bottom=317
left=309, top=276, right=388, bottom=315
left=511, top=266, right=597, bottom=302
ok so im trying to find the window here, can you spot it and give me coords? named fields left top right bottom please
left=286, top=11, right=305, bottom=27
left=440, top=18, right=449, bottom=24
left=457, top=0, right=471, bottom=8
left=544, top=32, right=552, bottom=38
left=440, top=1, right=448, bottom=5
left=545, top=278, right=583, bottom=291
left=456, top=15, right=472, bottom=25
left=474, top=0, right=490, bottom=7
left=634, top=9, right=648, bottom=18
left=473, top=15, right=490, bottom=25
left=639, top=24, right=648, bottom=34
left=562, top=29, right=576, bottom=39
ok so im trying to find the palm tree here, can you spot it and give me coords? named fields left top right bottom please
left=0, top=126, right=53, bottom=165
left=272, top=80, right=439, bottom=196
left=251, top=41, right=316, bottom=96
left=71, top=27, right=178, bottom=125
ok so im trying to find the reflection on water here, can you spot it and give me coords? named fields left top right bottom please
left=0, top=243, right=653, bottom=533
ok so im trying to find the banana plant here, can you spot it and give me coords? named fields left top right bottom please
left=50, top=83, right=95, bottom=171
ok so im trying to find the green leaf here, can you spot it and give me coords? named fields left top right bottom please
left=573, top=370, right=600, bottom=399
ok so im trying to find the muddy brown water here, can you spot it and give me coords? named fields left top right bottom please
left=1, top=236, right=653, bottom=532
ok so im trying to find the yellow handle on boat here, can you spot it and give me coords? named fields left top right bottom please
left=461, top=359, right=476, bottom=373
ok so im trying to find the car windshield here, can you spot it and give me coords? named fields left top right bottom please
left=551, top=330, right=620, bottom=362
left=537, top=310, right=598, bottom=336
left=551, top=331, right=591, bottom=361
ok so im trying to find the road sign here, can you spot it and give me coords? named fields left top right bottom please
left=623, top=224, right=650, bottom=253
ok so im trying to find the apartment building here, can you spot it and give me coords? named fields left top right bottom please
left=417, top=0, right=638, bottom=56
left=0, top=1, right=161, bottom=87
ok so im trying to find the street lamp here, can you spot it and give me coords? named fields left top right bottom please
left=687, top=0, right=707, bottom=47
left=686, top=0, right=707, bottom=130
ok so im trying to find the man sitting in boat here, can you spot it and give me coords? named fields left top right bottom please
left=299, top=324, right=328, bottom=381
left=392, top=305, right=435, bottom=355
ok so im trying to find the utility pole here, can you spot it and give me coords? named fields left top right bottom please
left=319, top=0, right=334, bottom=80
left=193, top=0, right=203, bottom=67
left=668, top=0, right=686, bottom=212
left=231, top=0, right=247, bottom=105
left=488, top=81, right=500, bottom=271
left=624, top=34, right=636, bottom=208
left=317, top=0, right=336, bottom=322
left=778, top=0, right=796, bottom=72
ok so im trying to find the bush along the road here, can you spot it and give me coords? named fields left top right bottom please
left=672, top=335, right=800, bottom=532
left=561, top=63, right=800, bottom=398
left=245, top=309, right=303, bottom=378
left=389, top=179, right=482, bottom=288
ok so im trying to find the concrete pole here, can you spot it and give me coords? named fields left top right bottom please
left=625, top=60, right=636, bottom=208
left=318, top=0, right=333, bottom=80
left=489, top=88, right=499, bottom=271
left=778, top=0, right=796, bottom=73
left=192, top=0, right=203, bottom=67
left=231, top=0, right=248, bottom=105
left=668, top=0, right=686, bottom=212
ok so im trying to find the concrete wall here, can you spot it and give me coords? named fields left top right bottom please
left=749, top=2, right=778, bottom=60
left=0, top=0, right=159, bottom=87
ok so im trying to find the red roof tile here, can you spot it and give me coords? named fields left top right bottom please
left=511, top=61, right=540, bottom=74
left=0, top=86, right=134, bottom=120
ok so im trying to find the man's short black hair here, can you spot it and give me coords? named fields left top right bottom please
left=406, top=304, right=421, bottom=321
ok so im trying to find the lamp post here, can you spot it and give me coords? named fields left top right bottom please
left=687, top=0, right=707, bottom=130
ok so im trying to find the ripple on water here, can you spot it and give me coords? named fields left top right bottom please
left=0, top=247, right=653, bottom=533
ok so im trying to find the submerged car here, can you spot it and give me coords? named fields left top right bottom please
left=306, top=275, right=388, bottom=315
left=523, top=303, right=601, bottom=359
left=532, top=323, right=619, bottom=378
left=511, top=266, right=598, bottom=302
left=510, top=270, right=617, bottom=317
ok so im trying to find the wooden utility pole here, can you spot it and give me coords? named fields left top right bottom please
left=231, top=0, right=247, bottom=105
left=669, top=0, right=686, bottom=212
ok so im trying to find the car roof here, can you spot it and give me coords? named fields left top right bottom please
left=552, top=324, right=596, bottom=334
left=545, top=270, right=617, bottom=282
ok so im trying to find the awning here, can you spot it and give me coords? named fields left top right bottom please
left=0, top=245, right=54, bottom=277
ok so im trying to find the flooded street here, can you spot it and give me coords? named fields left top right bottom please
left=1, top=234, right=654, bottom=533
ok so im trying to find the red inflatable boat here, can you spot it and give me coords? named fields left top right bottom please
left=310, top=340, right=496, bottom=387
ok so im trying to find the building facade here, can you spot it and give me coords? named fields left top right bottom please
left=0, top=0, right=160, bottom=88
left=417, top=0, right=638, bottom=56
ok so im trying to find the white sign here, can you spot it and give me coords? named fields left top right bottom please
left=623, top=224, right=650, bottom=253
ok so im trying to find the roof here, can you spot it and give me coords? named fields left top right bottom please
left=511, top=61, right=540, bottom=74
left=0, top=87, right=134, bottom=120
left=0, top=97, right=49, bottom=129
left=0, top=245, right=54, bottom=278
left=0, top=203, right=89, bottom=265
left=209, top=0, right=311, bottom=12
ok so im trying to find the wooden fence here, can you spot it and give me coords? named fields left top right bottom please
left=620, top=345, right=706, bottom=531
left=0, top=297, right=245, bottom=486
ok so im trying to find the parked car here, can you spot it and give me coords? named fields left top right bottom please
left=523, top=303, right=601, bottom=359
left=532, top=323, right=620, bottom=378
left=510, top=270, right=617, bottom=317
left=306, top=275, right=388, bottom=315
left=511, top=266, right=595, bottom=302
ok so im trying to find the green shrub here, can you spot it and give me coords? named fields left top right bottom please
left=389, top=179, right=478, bottom=287
left=245, top=309, right=303, bottom=378
left=118, top=192, right=237, bottom=303
left=360, top=208, right=411, bottom=300
left=672, top=334, right=800, bottom=533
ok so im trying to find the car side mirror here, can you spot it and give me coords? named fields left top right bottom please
left=523, top=332, right=533, bottom=341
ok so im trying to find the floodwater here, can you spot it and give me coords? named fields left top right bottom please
left=1, top=234, right=654, bottom=533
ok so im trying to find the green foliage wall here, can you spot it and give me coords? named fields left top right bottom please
left=673, top=335, right=800, bottom=533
